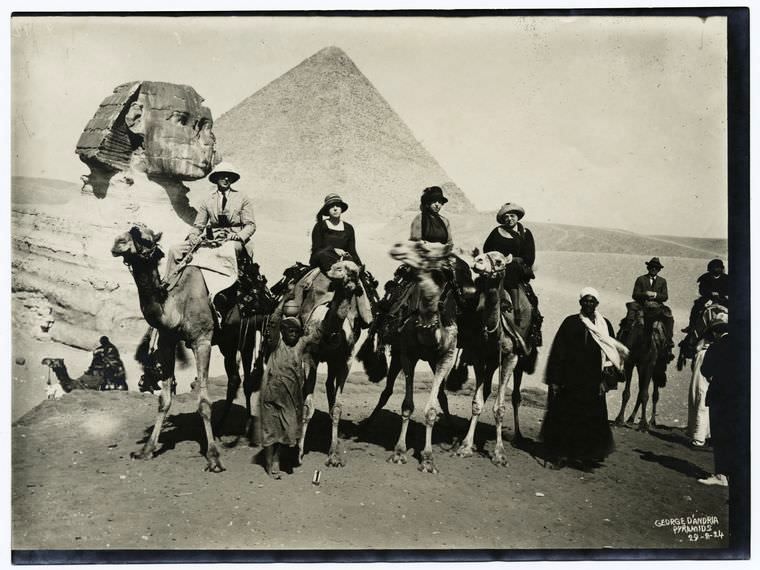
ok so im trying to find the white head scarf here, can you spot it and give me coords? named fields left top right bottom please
left=579, top=287, right=600, bottom=301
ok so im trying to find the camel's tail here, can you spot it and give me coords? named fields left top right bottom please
left=356, top=331, right=388, bottom=383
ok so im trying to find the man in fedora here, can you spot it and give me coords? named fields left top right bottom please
left=625, top=257, right=675, bottom=360
left=165, top=161, right=256, bottom=277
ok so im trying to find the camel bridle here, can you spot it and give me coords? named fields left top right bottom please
left=122, top=225, right=165, bottom=268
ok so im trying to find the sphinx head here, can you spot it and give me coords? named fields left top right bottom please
left=77, top=81, right=220, bottom=196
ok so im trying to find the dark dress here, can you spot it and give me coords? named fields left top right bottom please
left=698, top=272, right=729, bottom=303
left=483, top=224, right=535, bottom=288
left=700, top=334, right=734, bottom=476
left=540, top=314, right=615, bottom=463
left=410, top=212, right=452, bottom=244
left=309, top=220, right=361, bottom=272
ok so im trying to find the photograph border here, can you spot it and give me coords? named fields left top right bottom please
left=8, top=5, right=751, bottom=564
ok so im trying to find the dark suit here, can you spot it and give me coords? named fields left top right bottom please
left=630, top=273, right=673, bottom=346
left=632, top=274, right=669, bottom=303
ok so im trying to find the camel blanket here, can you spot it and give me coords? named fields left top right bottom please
left=187, top=242, right=239, bottom=301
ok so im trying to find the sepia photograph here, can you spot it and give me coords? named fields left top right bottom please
left=7, top=6, right=750, bottom=563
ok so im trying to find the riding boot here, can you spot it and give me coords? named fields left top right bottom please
left=664, top=315, right=675, bottom=362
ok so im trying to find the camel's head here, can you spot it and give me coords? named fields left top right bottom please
left=389, top=240, right=452, bottom=271
left=473, top=251, right=513, bottom=278
left=111, top=224, right=165, bottom=265
left=326, top=260, right=362, bottom=294
left=41, top=357, right=64, bottom=370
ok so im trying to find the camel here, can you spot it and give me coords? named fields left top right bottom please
left=455, top=251, right=537, bottom=465
left=297, top=260, right=364, bottom=467
left=677, top=303, right=728, bottom=371
left=111, top=223, right=268, bottom=472
left=365, top=240, right=466, bottom=474
left=614, top=307, right=669, bottom=431
left=41, top=358, right=108, bottom=392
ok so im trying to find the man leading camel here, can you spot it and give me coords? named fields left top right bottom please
left=624, top=257, right=675, bottom=361
left=165, top=162, right=256, bottom=278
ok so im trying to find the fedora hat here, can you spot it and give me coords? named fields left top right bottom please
left=497, top=202, right=525, bottom=223
left=208, top=162, right=240, bottom=185
left=318, top=193, right=349, bottom=217
left=645, top=257, right=664, bottom=269
left=420, top=186, right=448, bottom=205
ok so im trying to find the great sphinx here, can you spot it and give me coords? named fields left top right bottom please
left=12, top=81, right=222, bottom=386
left=75, top=80, right=220, bottom=224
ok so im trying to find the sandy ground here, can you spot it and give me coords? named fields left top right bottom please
left=12, top=353, right=729, bottom=552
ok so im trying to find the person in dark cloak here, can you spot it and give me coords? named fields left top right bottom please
left=86, top=336, right=128, bottom=390
left=698, top=320, right=731, bottom=487
left=541, top=287, right=629, bottom=471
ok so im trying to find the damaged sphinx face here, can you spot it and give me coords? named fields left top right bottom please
left=76, top=81, right=219, bottom=196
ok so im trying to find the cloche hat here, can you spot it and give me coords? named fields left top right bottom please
left=497, top=202, right=526, bottom=223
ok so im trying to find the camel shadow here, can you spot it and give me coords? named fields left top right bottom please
left=134, top=400, right=251, bottom=457
left=352, top=410, right=539, bottom=463
left=646, top=426, right=696, bottom=448
left=633, top=448, right=711, bottom=479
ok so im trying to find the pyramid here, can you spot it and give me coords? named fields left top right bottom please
left=213, top=46, right=475, bottom=220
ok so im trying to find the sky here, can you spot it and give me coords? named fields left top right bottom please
left=10, top=14, right=728, bottom=238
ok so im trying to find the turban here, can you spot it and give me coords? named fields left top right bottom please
left=579, top=287, right=600, bottom=302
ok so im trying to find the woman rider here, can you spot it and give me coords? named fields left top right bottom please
left=286, top=194, right=372, bottom=326
left=483, top=202, right=542, bottom=346
left=410, top=186, right=453, bottom=245
left=310, top=193, right=362, bottom=271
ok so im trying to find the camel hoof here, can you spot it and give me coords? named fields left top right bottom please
left=130, top=449, right=155, bottom=461
left=637, top=423, right=650, bottom=433
left=491, top=453, right=509, bottom=467
left=325, top=453, right=345, bottom=468
left=388, top=451, right=408, bottom=465
left=491, top=445, right=509, bottom=466
left=418, top=460, right=439, bottom=474
left=204, top=461, right=226, bottom=473
left=455, top=445, right=474, bottom=458
left=613, top=418, right=627, bottom=427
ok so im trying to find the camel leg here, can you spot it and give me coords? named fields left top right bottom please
left=325, top=357, right=350, bottom=467
left=244, top=348, right=265, bottom=446
left=430, top=361, right=452, bottom=424
left=614, top=363, right=634, bottom=425
left=419, top=344, right=457, bottom=474
left=492, top=352, right=518, bottom=467
left=636, top=369, right=652, bottom=432
left=132, top=336, right=177, bottom=460
left=511, top=365, right=524, bottom=443
left=651, top=382, right=660, bottom=429
left=389, top=351, right=415, bottom=465
left=363, top=352, right=402, bottom=425
left=456, top=360, right=494, bottom=457
left=298, top=358, right=318, bottom=465
left=214, top=334, right=242, bottom=437
left=195, top=340, right=225, bottom=472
